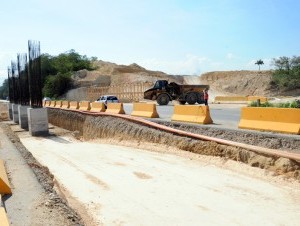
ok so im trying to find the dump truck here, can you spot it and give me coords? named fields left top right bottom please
left=144, top=80, right=210, bottom=105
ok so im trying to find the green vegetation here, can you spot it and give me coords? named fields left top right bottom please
left=42, top=49, right=96, bottom=98
left=271, top=56, right=300, bottom=91
left=249, top=100, right=300, bottom=108
left=0, top=49, right=97, bottom=99
left=0, top=79, right=8, bottom=99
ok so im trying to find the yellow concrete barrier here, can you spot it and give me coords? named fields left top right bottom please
left=171, top=105, right=213, bottom=124
left=90, top=102, right=105, bottom=112
left=61, top=100, right=70, bottom=109
left=238, top=107, right=300, bottom=134
left=49, top=100, right=56, bottom=108
left=0, top=207, right=9, bottom=226
left=247, top=96, right=268, bottom=103
left=214, top=96, right=248, bottom=102
left=0, top=159, right=12, bottom=195
left=43, top=100, right=50, bottom=107
left=131, top=103, right=159, bottom=118
left=106, top=103, right=125, bottom=114
left=79, top=101, right=91, bottom=111
left=69, top=101, right=79, bottom=110
left=45, top=100, right=51, bottom=107
left=54, top=100, right=62, bottom=108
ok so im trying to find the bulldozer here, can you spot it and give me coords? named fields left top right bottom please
left=144, top=80, right=209, bottom=105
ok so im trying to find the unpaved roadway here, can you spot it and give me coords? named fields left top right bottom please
left=18, top=127, right=300, bottom=226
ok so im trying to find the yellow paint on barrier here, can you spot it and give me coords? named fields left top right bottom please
left=49, top=101, right=56, bottom=107
left=79, top=101, right=91, bottom=111
left=171, top=105, right=213, bottom=124
left=44, top=100, right=51, bottom=107
left=54, top=100, right=62, bottom=108
left=69, top=101, right=79, bottom=110
left=61, top=100, right=70, bottom=109
left=238, top=107, right=300, bottom=134
left=247, top=96, right=268, bottom=103
left=0, top=159, right=12, bottom=195
left=0, top=207, right=9, bottom=226
left=90, top=102, right=105, bottom=112
left=131, top=103, right=159, bottom=118
left=106, top=103, right=125, bottom=114
left=214, top=96, right=248, bottom=102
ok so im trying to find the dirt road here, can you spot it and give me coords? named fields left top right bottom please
left=18, top=128, right=300, bottom=226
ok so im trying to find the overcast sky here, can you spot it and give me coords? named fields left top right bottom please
left=1, top=0, right=300, bottom=85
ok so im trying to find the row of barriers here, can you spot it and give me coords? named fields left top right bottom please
left=214, top=96, right=268, bottom=103
left=45, top=100, right=300, bottom=134
left=0, top=159, right=12, bottom=226
left=45, top=100, right=214, bottom=124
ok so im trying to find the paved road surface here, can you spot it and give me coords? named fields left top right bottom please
left=124, top=103, right=244, bottom=129
left=19, top=132, right=300, bottom=226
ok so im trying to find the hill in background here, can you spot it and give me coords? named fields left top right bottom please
left=69, top=60, right=277, bottom=100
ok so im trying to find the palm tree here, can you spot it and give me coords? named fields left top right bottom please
left=255, top=59, right=264, bottom=71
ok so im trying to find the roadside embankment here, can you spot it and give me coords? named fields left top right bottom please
left=48, top=108, right=300, bottom=181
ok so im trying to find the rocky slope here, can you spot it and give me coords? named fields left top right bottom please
left=199, top=70, right=274, bottom=96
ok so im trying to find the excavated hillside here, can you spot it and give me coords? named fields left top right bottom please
left=72, top=60, right=185, bottom=87
left=200, top=70, right=274, bottom=96
left=69, top=61, right=279, bottom=100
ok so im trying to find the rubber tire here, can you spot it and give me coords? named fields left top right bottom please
left=179, top=101, right=186, bottom=105
left=157, top=93, right=170, bottom=105
left=197, top=92, right=204, bottom=104
left=186, top=93, right=197, bottom=105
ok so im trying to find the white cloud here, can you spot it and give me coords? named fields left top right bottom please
left=226, top=53, right=234, bottom=60
left=138, top=54, right=216, bottom=75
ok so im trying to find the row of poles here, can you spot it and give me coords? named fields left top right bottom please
left=7, top=40, right=43, bottom=108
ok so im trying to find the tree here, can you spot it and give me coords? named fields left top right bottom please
left=271, top=56, right=300, bottom=91
left=255, top=59, right=264, bottom=71
left=0, top=79, right=9, bottom=99
left=272, top=56, right=290, bottom=71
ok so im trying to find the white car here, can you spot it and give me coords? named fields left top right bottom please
left=43, top=97, right=51, bottom=101
left=96, top=95, right=119, bottom=108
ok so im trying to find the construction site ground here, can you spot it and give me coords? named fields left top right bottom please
left=1, top=105, right=300, bottom=225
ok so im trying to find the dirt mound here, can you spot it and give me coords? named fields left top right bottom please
left=73, top=60, right=184, bottom=87
left=200, top=70, right=274, bottom=96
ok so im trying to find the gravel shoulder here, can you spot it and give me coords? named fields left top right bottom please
left=0, top=122, right=84, bottom=226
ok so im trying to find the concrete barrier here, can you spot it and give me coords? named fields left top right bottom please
left=106, top=103, right=125, bottom=114
left=90, top=102, right=105, bottom=112
left=238, top=107, right=300, bottom=134
left=12, top=104, right=20, bottom=123
left=131, top=103, right=159, bottom=118
left=214, top=96, right=248, bottom=103
left=69, top=101, right=79, bottom=110
left=49, top=101, right=56, bottom=108
left=28, top=108, right=49, bottom=136
left=45, top=100, right=51, bottom=107
left=0, top=159, right=12, bottom=195
left=171, top=105, right=213, bottom=124
left=54, top=100, right=62, bottom=108
left=79, top=101, right=91, bottom=111
left=247, top=96, right=268, bottom=103
left=0, top=206, right=9, bottom=226
left=61, top=100, right=70, bottom=109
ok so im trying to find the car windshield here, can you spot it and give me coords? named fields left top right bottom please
left=108, top=96, right=118, bottom=100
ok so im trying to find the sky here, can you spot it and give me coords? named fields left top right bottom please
left=1, top=0, right=300, bottom=85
